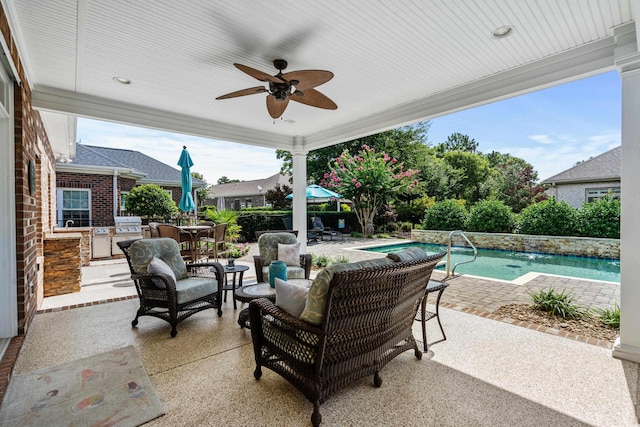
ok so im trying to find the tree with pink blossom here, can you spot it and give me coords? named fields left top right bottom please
left=321, top=145, right=418, bottom=235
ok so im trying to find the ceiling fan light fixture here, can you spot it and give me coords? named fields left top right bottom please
left=492, top=26, right=513, bottom=38
left=217, top=59, right=337, bottom=119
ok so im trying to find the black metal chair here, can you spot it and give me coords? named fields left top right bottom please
left=415, top=279, right=449, bottom=352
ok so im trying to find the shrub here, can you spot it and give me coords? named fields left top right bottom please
left=400, top=221, right=414, bottom=232
left=334, top=255, right=350, bottom=264
left=594, top=300, right=620, bottom=329
left=577, top=195, right=620, bottom=238
left=529, top=287, right=585, bottom=319
left=517, top=198, right=578, bottom=236
left=422, top=199, right=468, bottom=231
left=467, top=200, right=515, bottom=233
left=311, top=254, right=331, bottom=268
left=125, top=184, right=178, bottom=219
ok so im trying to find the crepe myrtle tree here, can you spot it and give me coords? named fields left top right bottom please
left=322, top=145, right=418, bottom=235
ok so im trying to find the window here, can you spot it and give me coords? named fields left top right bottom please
left=56, top=189, right=91, bottom=227
left=120, top=191, right=129, bottom=215
left=245, top=198, right=253, bottom=208
left=586, top=187, right=620, bottom=203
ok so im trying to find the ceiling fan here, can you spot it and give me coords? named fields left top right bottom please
left=216, top=59, right=337, bottom=119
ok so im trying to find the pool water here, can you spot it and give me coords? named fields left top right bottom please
left=360, top=242, right=620, bottom=282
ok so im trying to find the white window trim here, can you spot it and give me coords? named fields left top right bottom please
left=56, top=188, right=92, bottom=227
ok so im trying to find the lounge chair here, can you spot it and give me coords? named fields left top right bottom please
left=283, top=217, right=317, bottom=243
left=311, top=216, right=344, bottom=241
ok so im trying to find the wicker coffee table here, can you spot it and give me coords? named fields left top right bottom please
left=235, top=279, right=312, bottom=328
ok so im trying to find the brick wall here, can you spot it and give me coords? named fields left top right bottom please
left=56, top=172, right=115, bottom=226
left=412, top=230, right=619, bottom=259
left=1, top=4, right=57, bottom=333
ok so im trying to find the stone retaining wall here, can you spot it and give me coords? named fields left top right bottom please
left=411, top=230, right=619, bottom=259
left=43, top=233, right=82, bottom=296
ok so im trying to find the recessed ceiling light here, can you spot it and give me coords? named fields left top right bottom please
left=492, top=26, right=513, bottom=38
left=113, top=77, right=132, bottom=85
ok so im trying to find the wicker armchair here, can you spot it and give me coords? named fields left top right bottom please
left=253, top=232, right=312, bottom=283
left=249, top=250, right=446, bottom=426
left=117, top=238, right=224, bottom=337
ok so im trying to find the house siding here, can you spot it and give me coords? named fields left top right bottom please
left=545, top=181, right=621, bottom=209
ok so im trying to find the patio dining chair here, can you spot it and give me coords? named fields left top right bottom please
left=200, top=222, right=228, bottom=261
left=157, top=224, right=196, bottom=262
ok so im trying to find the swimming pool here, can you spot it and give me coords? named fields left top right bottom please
left=360, top=242, right=620, bottom=282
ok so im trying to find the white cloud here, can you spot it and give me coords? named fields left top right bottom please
left=528, top=134, right=553, bottom=144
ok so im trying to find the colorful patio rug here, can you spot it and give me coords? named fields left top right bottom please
left=0, top=345, right=164, bottom=426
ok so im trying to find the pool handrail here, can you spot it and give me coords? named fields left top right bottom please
left=447, top=230, right=478, bottom=278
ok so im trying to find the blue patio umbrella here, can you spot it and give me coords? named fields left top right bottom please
left=177, top=146, right=195, bottom=212
left=286, top=184, right=342, bottom=211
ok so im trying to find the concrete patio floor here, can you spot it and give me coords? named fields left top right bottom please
left=2, top=237, right=637, bottom=426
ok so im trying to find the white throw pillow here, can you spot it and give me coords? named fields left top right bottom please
left=147, top=256, right=177, bottom=288
left=278, top=242, right=301, bottom=267
left=275, top=277, right=309, bottom=318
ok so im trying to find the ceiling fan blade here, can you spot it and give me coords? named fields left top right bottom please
left=234, top=63, right=284, bottom=83
left=281, top=70, right=333, bottom=90
left=216, top=86, right=267, bottom=100
left=266, top=95, right=290, bottom=119
left=290, top=88, right=337, bottom=110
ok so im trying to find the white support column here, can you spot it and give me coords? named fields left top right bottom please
left=613, top=67, right=640, bottom=363
left=113, top=170, right=119, bottom=218
left=291, top=136, right=308, bottom=253
left=613, top=18, right=640, bottom=362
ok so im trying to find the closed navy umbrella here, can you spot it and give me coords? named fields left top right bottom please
left=177, top=146, right=195, bottom=212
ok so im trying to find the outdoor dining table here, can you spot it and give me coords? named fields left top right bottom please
left=178, top=225, right=212, bottom=262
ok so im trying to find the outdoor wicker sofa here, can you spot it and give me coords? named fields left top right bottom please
left=118, top=238, right=225, bottom=337
left=249, top=248, right=446, bottom=426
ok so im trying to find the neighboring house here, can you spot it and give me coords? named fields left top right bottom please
left=205, top=173, right=290, bottom=210
left=55, top=144, right=205, bottom=227
left=542, top=146, right=620, bottom=209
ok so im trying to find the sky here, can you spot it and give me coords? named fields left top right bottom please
left=76, top=70, right=621, bottom=185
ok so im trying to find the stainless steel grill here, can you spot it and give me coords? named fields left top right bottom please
left=112, top=216, right=143, bottom=255
left=114, top=216, right=142, bottom=235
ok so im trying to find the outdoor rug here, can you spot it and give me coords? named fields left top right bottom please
left=0, top=345, right=164, bottom=426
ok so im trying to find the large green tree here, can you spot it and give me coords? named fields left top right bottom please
left=277, top=121, right=431, bottom=183
left=438, top=132, right=479, bottom=153
left=484, top=151, right=547, bottom=212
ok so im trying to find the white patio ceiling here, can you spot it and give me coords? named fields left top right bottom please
left=7, top=0, right=636, bottom=158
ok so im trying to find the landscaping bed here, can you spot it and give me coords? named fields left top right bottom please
left=494, top=303, right=619, bottom=343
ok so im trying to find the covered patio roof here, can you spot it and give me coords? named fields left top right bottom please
left=6, top=1, right=636, bottom=157
left=6, top=1, right=640, bottom=366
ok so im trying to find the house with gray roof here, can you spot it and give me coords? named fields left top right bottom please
left=542, top=146, right=620, bottom=208
left=205, top=173, right=290, bottom=210
left=55, top=144, right=205, bottom=227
